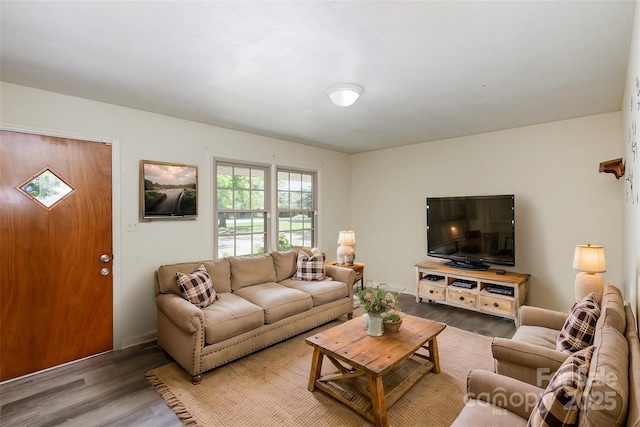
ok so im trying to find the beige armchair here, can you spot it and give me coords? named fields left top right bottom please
left=492, top=305, right=570, bottom=387
left=492, top=284, right=626, bottom=388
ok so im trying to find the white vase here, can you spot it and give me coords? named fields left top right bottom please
left=366, top=312, right=383, bottom=336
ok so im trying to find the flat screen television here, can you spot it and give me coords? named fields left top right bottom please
left=426, top=194, right=515, bottom=270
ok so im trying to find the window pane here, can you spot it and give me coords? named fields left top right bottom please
left=235, top=234, right=252, bottom=256
left=279, top=212, right=292, bottom=231
left=217, top=166, right=233, bottom=188
left=290, top=192, right=302, bottom=210
left=217, top=188, right=233, bottom=209
left=218, top=235, right=234, bottom=258
left=291, top=230, right=304, bottom=247
left=234, top=168, right=250, bottom=189
left=252, top=233, right=266, bottom=254
left=303, top=229, right=313, bottom=247
left=278, top=191, right=289, bottom=209
left=218, top=213, right=234, bottom=235
left=278, top=232, right=292, bottom=251
left=301, top=192, right=313, bottom=210
left=277, top=171, right=289, bottom=190
left=252, top=212, right=265, bottom=233
left=251, top=169, right=265, bottom=190
left=251, top=190, right=264, bottom=210
left=234, top=190, right=250, bottom=210
left=301, top=174, right=312, bottom=191
left=290, top=173, right=302, bottom=191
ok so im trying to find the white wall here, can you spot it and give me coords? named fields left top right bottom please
left=0, top=82, right=352, bottom=348
left=622, top=0, right=640, bottom=321
left=351, top=113, right=623, bottom=312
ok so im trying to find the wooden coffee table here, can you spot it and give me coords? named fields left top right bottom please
left=305, top=314, right=446, bottom=427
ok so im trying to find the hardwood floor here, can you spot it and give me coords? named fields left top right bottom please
left=0, top=295, right=515, bottom=426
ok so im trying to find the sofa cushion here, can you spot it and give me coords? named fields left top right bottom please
left=577, top=326, right=629, bottom=427
left=201, top=258, right=232, bottom=293
left=512, top=325, right=559, bottom=350
left=279, top=278, right=348, bottom=307
left=529, top=345, right=594, bottom=427
left=294, top=252, right=326, bottom=281
left=595, top=284, right=626, bottom=334
left=201, top=293, right=265, bottom=345
left=176, top=264, right=219, bottom=308
left=229, top=254, right=277, bottom=291
left=556, top=293, right=600, bottom=353
left=271, top=250, right=298, bottom=282
left=157, top=258, right=231, bottom=295
left=233, top=282, right=313, bottom=324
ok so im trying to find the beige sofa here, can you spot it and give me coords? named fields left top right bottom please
left=452, top=285, right=640, bottom=426
left=154, top=250, right=355, bottom=384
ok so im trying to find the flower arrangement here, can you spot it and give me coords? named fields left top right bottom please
left=356, top=286, right=398, bottom=314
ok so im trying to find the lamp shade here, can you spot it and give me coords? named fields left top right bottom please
left=337, top=230, right=356, bottom=246
left=572, top=244, right=606, bottom=273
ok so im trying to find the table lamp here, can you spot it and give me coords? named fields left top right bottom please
left=572, top=244, right=606, bottom=302
left=337, top=230, right=356, bottom=265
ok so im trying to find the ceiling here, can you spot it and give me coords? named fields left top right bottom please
left=0, top=1, right=635, bottom=154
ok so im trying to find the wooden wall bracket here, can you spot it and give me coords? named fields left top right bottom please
left=599, top=158, right=625, bottom=179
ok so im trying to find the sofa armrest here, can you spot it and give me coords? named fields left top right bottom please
left=466, top=369, right=544, bottom=420
left=324, top=265, right=356, bottom=297
left=156, top=293, right=204, bottom=334
left=492, top=337, right=568, bottom=387
left=518, top=305, right=568, bottom=330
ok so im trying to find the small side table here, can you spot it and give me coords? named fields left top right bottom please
left=327, top=261, right=366, bottom=291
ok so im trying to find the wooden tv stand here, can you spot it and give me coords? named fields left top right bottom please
left=415, top=260, right=529, bottom=323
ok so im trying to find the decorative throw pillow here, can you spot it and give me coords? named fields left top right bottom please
left=295, top=252, right=326, bottom=281
left=176, top=264, right=219, bottom=308
left=528, top=345, right=594, bottom=427
left=556, top=293, right=600, bottom=353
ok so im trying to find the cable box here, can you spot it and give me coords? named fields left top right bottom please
left=452, top=280, right=477, bottom=289
left=485, top=285, right=514, bottom=297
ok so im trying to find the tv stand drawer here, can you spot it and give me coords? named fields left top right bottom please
left=418, top=281, right=446, bottom=301
left=446, top=288, right=477, bottom=308
left=479, top=295, right=514, bottom=316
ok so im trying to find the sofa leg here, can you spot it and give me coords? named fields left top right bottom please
left=191, top=374, right=202, bottom=385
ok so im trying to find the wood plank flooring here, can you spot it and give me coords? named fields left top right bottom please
left=0, top=295, right=516, bottom=426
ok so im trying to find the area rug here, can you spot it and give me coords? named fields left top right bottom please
left=146, top=320, right=493, bottom=426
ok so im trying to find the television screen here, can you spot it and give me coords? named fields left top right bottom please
left=426, top=195, right=515, bottom=270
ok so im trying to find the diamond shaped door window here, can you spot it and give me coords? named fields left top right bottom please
left=17, top=168, right=75, bottom=209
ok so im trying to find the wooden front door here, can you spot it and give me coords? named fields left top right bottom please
left=0, top=131, right=113, bottom=381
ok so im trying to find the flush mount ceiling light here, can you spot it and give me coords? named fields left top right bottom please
left=326, top=84, right=363, bottom=107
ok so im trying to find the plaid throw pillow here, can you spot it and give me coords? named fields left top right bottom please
left=556, top=293, right=600, bottom=353
left=176, top=264, right=219, bottom=308
left=528, top=346, right=594, bottom=427
left=295, top=252, right=326, bottom=281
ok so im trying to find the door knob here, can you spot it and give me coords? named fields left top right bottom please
left=100, top=268, right=110, bottom=276
left=100, top=254, right=111, bottom=263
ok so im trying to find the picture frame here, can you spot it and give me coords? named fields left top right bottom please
left=140, top=160, right=198, bottom=220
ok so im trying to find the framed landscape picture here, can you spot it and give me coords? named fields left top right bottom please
left=140, top=160, right=198, bottom=220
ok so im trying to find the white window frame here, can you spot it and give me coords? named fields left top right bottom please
left=275, top=166, right=318, bottom=251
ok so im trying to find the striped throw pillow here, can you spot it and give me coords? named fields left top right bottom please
left=176, top=264, right=219, bottom=308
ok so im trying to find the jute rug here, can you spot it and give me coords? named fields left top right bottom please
left=146, top=319, right=493, bottom=426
